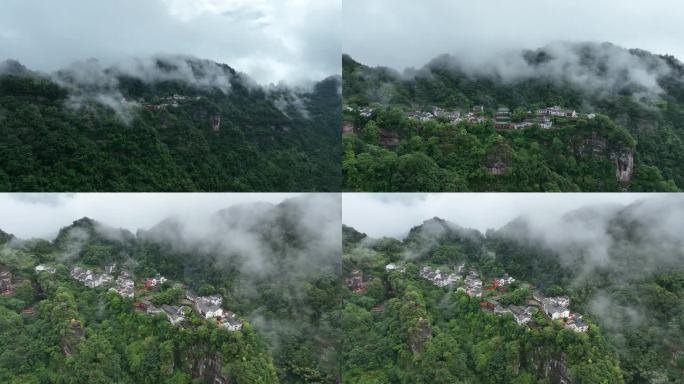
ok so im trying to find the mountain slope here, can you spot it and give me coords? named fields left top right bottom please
left=342, top=42, right=684, bottom=191
left=0, top=196, right=342, bottom=383
left=0, top=56, right=341, bottom=191
left=342, top=198, right=684, bottom=383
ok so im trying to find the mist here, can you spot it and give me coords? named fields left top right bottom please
left=0, top=0, right=341, bottom=86
left=344, top=0, right=684, bottom=70
left=344, top=0, right=684, bottom=99
left=0, top=193, right=301, bottom=239
left=139, top=194, right=341, bottom=279
left=342, top=193, right=656, bottom=239
left=49, top=54, right=238, bottom=122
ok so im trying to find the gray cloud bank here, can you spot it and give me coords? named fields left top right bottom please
left=140, top=194, right=341, bottom=279
left=500, top=195, right=684, bottom=282
left=342, top=193, right=656, bottom=239
left=0, top=0, right=340, bottom=85
left=344, top=0, right=684, bottom=72
left=0, top=193, right=301, bottom=239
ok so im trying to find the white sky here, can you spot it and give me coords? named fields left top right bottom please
left=342, top=193, right=665, bottom=238
left=0, top=0, right=340, bottom=85
left=0, top=193, right=302, bottom=239
left=343, top=0, right=684, bottom=70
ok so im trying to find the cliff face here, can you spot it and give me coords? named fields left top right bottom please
left=531, top=350, right=572, bottom=384
left=408, top=317, right=432, bottom=354
left=61, top=319, right=84, bottom=356
left=183, top=347, right=230, bottom=384
left=578, top=132, right=634, bottom=182
left=614, top=150, right=634, bottom=182
left=193, top=354, right=228, bottom=384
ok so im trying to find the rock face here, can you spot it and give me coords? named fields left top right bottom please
left=408, top=317, right=432, bottom=354
left=62, top=319, right=84, bottom=356
left=0, top=270, right=14, bottom=296
left=542, top=355, right=571, bottom=384
left=184, top=348, right=229, bottom=384
left=379, top=129, right=400, bottom=147
left=487, top=161, right=507, bottom=175
left=580, top=133, right=607, bottom=156
left=193, top=354, right=228, bottom=384
left=578, top=132, right=634, bottom=182
left=346, top=269, right=367, bottom=293
left=613, top=150, right=634, bottom=182
left=211, top=115, right=221, bottom=131
left=484, top=141, right=512, bottom=175
left=533, top=351, right=572, bottom=384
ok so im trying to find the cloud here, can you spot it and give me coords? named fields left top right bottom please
left=344, top=0, right=684, bottom=73
left=139, top=194, right=341, bottom=279
left=0, top=0, right=340, bottom=85
left=342, top=193, right=657, bottom=239
left=0, top=193, right=301, bottom=239
left=504, top=196, right=684, bottom=281
left=9, top=193, right=75, bottom=206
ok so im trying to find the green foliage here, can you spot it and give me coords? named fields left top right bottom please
left=0, top=70, right=341, bottom=192
left=341, top=215, right=684, bottom=383
left=342, top=54, right=684, bottom=191
left=0, top=205, right=341, bottom=384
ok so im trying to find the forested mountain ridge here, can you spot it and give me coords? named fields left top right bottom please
left=342, top=42, right=684, bottom=192
left=0, top=56, right=341, bottom=191
left=0, top=196, right=342, bottom=383
left=341, top=198, right=684, bottom=383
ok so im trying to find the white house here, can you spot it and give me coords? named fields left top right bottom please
left=148, top=274, right=168, bottom=287
left=547, top=296, right=570, bottom=307
left=543, top=300, right=570, bottom=320
left=385, top=263, right=406, bottom=273
left=220, top=317, right=243, bottom=331
left=509, top=305, right=532, bottom=325
left=496, top=274, right=515, bottom=286
left=35, top=264, right=56, bottom=274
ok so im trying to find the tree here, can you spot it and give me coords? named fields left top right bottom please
left=362, top=121, right=380, bottom=145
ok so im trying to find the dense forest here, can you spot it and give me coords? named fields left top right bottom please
left=341, top=198, right=684, bottom=383
left=342, top=42, right=684, bottom=191
left=0, top=195, right=342, bottom=383
left=0, top=57, right=341, bottom=191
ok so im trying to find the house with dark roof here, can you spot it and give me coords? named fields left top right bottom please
left=161, top=304, right=185, bottom=325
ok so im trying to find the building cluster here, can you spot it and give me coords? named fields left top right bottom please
left=420, top=266, right=461, bottom=287
left=346, top=269, right=368, bottom=293
left=407, top=106, right=486, bottom=125
left=534, top=292, right=588, bottom=332
left=161, top=304, right=187, bottom=326
left=145, top=274, right=168, bottom=288
left=133, top=94, right=202, bottom=111
left=110, top=270, right=135, bottom=298
left=464, top=271, right=483, bottom=297
left=131, top=291, right=242, bottom=330
left=357, top=106, right=375, bottom=117
left=494, top=274, right=515, bottom=287
left=537, top=106, right=578, bottom=118
left=0, top=271, right=14, bottom=296
left=187, top=293, right=224, bottom=318
left=494, top=107, right=553, bottom=129
left=70, top=266, right=113, bottom=288
left=481, top=300, right=534, bottom=325
left=186, top=292, right=242, bottom=331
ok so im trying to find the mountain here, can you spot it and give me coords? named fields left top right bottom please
left=341, top=198, right=684, bottom=383
left=0, top=56, right=341, bottom=192
left=0, top=196, right=342, bottom=383
left=342, top=42, right=684, bottom=192
left=0, top=229, right=13, bottom=245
